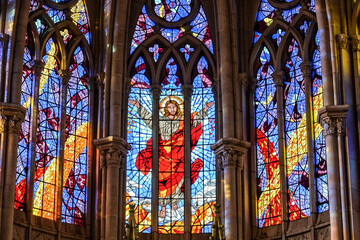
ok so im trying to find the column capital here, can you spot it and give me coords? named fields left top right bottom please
left=338, top=34, right=350, bottom=51
left=94, top=136, right=131, bottom=168
left=300, top=61, right=312, bottom=78
left=0, top=103, right=26, bottom=134
left=181, top=84, right=193, bottom=101
left=58, top=69, right=72, bottom=84
left=272, top=71, right=285, bottom=87
left=150, top=85, right=162, bottom=100
left=31, top=60, right=45, bottom=77
left=318, top=105, right=349, bottom=136
left=211, top=138, right=251, bottom=169
left=351, top=35, right=360, bottom=51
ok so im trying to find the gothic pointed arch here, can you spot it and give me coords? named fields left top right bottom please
left=15, top=0, right=93, bottom=225
left=251, top=0, right=328, bottom=229
left=126, top=0, right=217, bottom=235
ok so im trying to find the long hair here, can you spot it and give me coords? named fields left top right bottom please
left=163, top=100, right=182, bottom=117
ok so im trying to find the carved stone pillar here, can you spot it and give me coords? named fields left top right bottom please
left=272, top=71, right=288, bottom=235
left=0, top=103, right=26, bottom=240
left=94, top=136, right=131, bottom=240
left=350, top=34, right=360, bottom=240
left=338, top=33, right=356, bottom=240
left=26, top=60, right=44, bottom=226
left=150, top=85, right=161, bottom=238
left=318, top=105, right=349, bottom=240
left=182, top=84, right=192, bottom=240
left=300, top=62, right=317, bottom=228
left=217, top=0, right=235, bottom=138
left=0, top=33, right=9, bottom=101
left=56, top=70, right=72, bottom=230
left=211, top=138, right=251, bottom=240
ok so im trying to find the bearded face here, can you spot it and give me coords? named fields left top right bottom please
left=166, top=103, right=178, bottom=116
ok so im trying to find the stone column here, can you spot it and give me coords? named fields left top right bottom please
left=0, top=33, right=9, bottom=102
left=248, top=78, right=258, bottom=236
left=318, top=105, right=349, bottom=240
left=238, top=73, right=250, bottom=239
left=182, top=84, right=192, bottom=240
left=150, top=85, right=161, bottom=239
left=337, top=34, right=354, bottom=240
left=217, top=0, right=235, bottom=138
left=94, top=136, right=131, bottom=240
left=211, top=138, right=251, bottom=240
left=300, top=62, right=317, bottom=229
left=350, top=35, right=360, bottom=240
left=272, top=71, right=288, bottom=235
left=0, top=103, right=26, bottom=240
left=26, top=60, right=44, bottom=231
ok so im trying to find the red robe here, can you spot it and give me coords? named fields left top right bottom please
left=136, top=112, right=204, bottom=199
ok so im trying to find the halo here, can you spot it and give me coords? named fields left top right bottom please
left=159, top=95, right=184, bottom=116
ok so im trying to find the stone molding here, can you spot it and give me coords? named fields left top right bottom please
left=300, top=61, right=312, bottom=78
left=211, top=138, right=251, bottom=169
left=58, top=69, right=72, bottom=85
left=272, top=71, right=285, bottom=87
left=0, top=103, right=26, bottom=134
left=338, top=34, right=350, bottom=51
left=94, top=136, right=131, bottom=169
left=318, top=105, right=349, bottom=136
left=181, top=84, right=193, bottom=101
left=31, top=60, right=45, bottom=77
left=351, top=35, right=360, bottom=51
left=150, top=85, right=162, bottom=100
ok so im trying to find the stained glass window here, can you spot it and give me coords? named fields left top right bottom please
left=253, top=0, right=327, bottom=228
left=284, top=39, right=310, bottom=220
left=62, top=47, right=89, bottom=225
left=127, top=0, right=216, bottom=234
left=16, top=0, right=91, bottom=225
left=255, top=47, right=281, bottom=227
left=127, top=56, right=153, bottom=233
left=154, top=0, right=192, bottom=22
left=15, top=37, right=34, bottom=210
left=191, top=57, right=216, bottom=233
left=312, top=32, right=328, bottom=212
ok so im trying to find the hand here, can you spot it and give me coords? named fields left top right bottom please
left=129, top=99, right=140, bottom=108
left=204, top=101, right=214, bottom=113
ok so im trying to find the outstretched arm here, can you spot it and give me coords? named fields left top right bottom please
left=193, top=101, right=214, bottom=127
left=129, top=99, right=140, bottom=108
left=129, top=99, right=152, bottom=129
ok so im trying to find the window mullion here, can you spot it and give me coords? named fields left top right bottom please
left=182, top=84, right=192, bottom=237
left=151, top=84, right=161, bottom=237
left=56, top=69, right=71, bottom=223
left=300, top=61, right=317, bottom=221
left=272, top=71, right=289, bottom=228
left=27, top=60, right=44, bottom=220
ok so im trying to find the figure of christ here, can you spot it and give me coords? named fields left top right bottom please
left=129, top=97, right=214, bottom=218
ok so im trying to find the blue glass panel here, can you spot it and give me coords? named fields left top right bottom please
left=154, top=0, right=192, bottom=22
left=284, top=39, right=310, bottom=220
left=255, top=47, right=281, bottom=227
left=191, top=57, right=216, bottom=233
left=61, top=47, right=89, bottom=225
left=131, top=6, right=156, bottom=54
left=127, top=57, right=153, bottom=233
left=190, top=7, right=213, bottom=53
